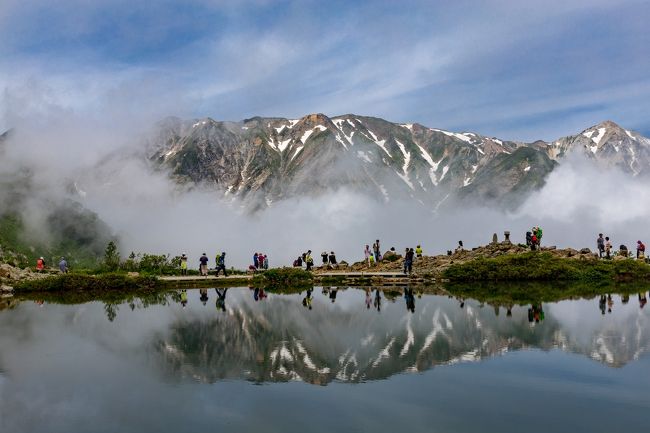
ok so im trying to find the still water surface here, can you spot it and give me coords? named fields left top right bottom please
left=0, top=287, right=649, bottom=432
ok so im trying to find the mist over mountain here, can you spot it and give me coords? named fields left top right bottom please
left=2, top=112, right=650, bottom=267
left=148, top=114, right=650, bottom=212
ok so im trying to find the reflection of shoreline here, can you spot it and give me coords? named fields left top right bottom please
left=148, top=290, right=650, bottom=385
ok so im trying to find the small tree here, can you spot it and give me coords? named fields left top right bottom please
left=104, top=241, right=120, bottom=272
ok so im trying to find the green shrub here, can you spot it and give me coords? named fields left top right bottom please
left=443, top=252, right=650, bottom=282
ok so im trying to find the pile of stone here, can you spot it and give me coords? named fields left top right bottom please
left=0, top=263, right=51, bottom=292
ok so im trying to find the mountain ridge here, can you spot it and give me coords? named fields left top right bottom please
left=144, top=114, right=650, bottom=211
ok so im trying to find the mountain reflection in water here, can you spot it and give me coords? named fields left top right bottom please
left=151, top=288, right=650, bottom=385
left=3, top=287, right=648, bottom=386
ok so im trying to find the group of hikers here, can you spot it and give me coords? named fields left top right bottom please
left=293, top=250, right=315, bottom=270
left=31, top=227, right=650, bottom=274
left=525, top=227, right=544, bottom=250
left=195, top=252, right=228, bottom=277
left=596, top=234, right=645, bottom=260
left=34, top=256, right=69, bottom=273
left=293, top=250, right=339, bottom=270
left=251, top=253, right=270, bottom=271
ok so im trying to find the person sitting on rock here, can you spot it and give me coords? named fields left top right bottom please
left=619, top=245, right=629, bottom=257
left=415, top=245, right=423, bottom=258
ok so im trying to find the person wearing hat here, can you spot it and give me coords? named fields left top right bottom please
left=58, top=257, right=68, bottom=273
left=180, top=253, right=188, bottom=276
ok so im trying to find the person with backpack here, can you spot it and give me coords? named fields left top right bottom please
left=597, top=234, right=605, bottom=258
left=535, top=227, right=543, bottom=247
left=215, top=252, right=227, bottom=277
left=305, top=250, right=314, bottom=271
left=637, top=241, right=646, bottom=259
left=373, top=240, right=381, bottom=262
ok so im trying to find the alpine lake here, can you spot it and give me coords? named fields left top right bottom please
left=1, top=284, right=649, bottom=433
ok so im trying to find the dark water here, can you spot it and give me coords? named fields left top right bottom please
left=1, top=287, right=649, bottom=433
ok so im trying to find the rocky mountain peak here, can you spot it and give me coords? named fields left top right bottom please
left=146, top=114, right=650, bottom=211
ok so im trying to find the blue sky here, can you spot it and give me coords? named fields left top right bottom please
left=1, top=0, right=649, bottom=141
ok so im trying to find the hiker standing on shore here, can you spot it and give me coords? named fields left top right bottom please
left=364, top=245, right=371, bottom=265
left=58, top=257, right=68, bottom=273
left=321, top=251, right=329, bottom=266
left=373, top=240, right=381, bottom=263
left=637, top=241, right=646, bottom=259
left=415, top=245, right=422, bottom=259
left=199, top=253, right=209, bottom=276
left=597, top=234, right=605, bottom=258
left=305, top=250, right=314, bottom=271
left=215, top=252, right=227, bottom=277
left=403, top=248, right=414, bottom=275
left=180, top=253, right=188, bottom=275
left=605, top=237, right=612, bottom=259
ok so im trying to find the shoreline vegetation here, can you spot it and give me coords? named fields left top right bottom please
left=3, top=240, right=650, bottom=294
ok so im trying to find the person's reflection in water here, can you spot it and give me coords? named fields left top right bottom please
left=254, top=287, right=260, bottom=301
left=622, top=294, right=630, bottom=304
left=258, top=288, right=267, bottom=300
left=215, top=288, right=228, bottom=312
left=302, top=288, right=313, bottom=310
left=365, top=288, right=372, bottom=309
left=180, top=290, right=188, bottom=308
left=199, top=288, right=209, bottom=306
left=599, top=295, right=607, bottom=315
left=528, top=304, right=544, bottom=323
left=506, top=304, right=513, bottom=317
left=607, top=294, right=614, bottom=313
left=458, top=297, right=465, bottom=309
left=329, top=287, right=338, bottom=303
left=404, top=288, right=415, bottom=313
left=493, top=305, right=500, bottom=316
left=639, top=292, right=647, bottom=309
left=374, top=289, right=382, bottom=312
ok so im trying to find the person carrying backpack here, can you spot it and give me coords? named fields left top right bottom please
left=597, top=234, right=605, bottom=258
left=215, top=252, right=227, bottom=277
left=305, top=250, right=314, bottom=271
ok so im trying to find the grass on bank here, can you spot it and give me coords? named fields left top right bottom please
left=443, top=252, right=650, bottom=282
left=252, top=267, right=313, bottom=288
left=13, top=273, right=158, bottom=292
